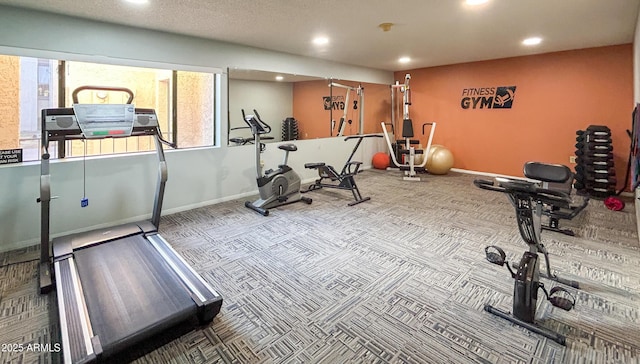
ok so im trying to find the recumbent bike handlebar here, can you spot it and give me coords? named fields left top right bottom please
left=473, top=178, right=572, bottom=206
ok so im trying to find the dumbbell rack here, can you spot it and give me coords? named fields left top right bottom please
left=282, top=117, right=299, bottom=141
left=574, top=125, right=616, bottom=198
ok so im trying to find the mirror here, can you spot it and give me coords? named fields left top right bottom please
left=227, top=69, right=391, bottom=145
left=228, top=69, right=322, bottom=145
left=300, top=78, right=391, bottom=138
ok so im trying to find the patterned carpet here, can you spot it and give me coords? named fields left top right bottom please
left=0, top=170, right=639, bottom=363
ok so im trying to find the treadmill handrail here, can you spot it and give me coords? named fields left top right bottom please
left=72, top=86, right=135, bottom=104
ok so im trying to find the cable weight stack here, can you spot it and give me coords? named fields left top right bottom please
left=574, top=125, right=616, bottom=198
left=282, top=117, right=299, bottom=141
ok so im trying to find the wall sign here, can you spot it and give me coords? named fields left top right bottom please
left=0, top=149, right=22, bottom=165
left=461, top=86, right=517, bottom=109
left=323, top=95, right=346, bottom=110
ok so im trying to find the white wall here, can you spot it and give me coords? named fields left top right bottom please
left=228, top=79, right=293, bottom=143
left=0, top=136, right=386, bottom=251
left=0, top=5, right=392, bottom=251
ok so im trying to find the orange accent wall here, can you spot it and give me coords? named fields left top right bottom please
left=293, top=80, right=391, bottom=139
left=396, top=44, right=633, bottom=190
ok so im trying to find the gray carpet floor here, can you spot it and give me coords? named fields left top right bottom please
left=0, top=170, right=639, bottom=363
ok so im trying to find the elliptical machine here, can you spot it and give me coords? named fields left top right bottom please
left=474, top=172, right=578, bottom=345
left=243, top=109, right=311, bottom=216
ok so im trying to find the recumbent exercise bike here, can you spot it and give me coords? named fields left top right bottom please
left=474, top=165, right=580, bottom=345
left=243, top=109, right=311, bottom=216
left=302, top=134, right=382, bottom=206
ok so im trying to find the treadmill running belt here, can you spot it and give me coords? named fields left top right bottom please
left=74, top=234, right=197, bottom=356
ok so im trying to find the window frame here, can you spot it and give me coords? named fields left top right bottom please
left=0, top=46, right=224, bottom=163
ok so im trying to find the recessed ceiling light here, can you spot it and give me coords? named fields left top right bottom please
left=522, top=37, right=542, bottom=46
left=275, top=75, right=284, bottom=81
left=399, top=57, right=411, bottom=64
left=125, top=0, right=149, bottom=4
left=465, top=0, right=489, bottom=5
left=313, top=37, right=329, bottom=45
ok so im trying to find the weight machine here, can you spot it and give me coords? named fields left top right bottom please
left=329, top=81, right=364, bottom=136
left=381, top=73, right=436, bottom=181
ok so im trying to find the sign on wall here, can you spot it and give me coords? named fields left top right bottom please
left=0, top=149, right=22, bottom=165
left=461, top=86, right=517, bottom=109
left=323, top=95, right=346, bottom=110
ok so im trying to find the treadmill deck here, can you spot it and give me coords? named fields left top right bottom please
left=60, top=233, right=205, bottom=360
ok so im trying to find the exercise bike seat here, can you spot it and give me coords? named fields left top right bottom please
left=524, top=161, right=588, bottom=230
left=229, top=137, right=249, bottom=145
left=524, top=162, right=572, bottom=184
left=305, top=162, right=326, bottom=169
left=278, top=144, right=297, bottom=152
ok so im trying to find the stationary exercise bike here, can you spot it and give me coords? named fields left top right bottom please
left=302, top=134, right=382, bottom=206
left=243, top=109, right=311, bottom=216
left=474, top=171, right=578, bottom=345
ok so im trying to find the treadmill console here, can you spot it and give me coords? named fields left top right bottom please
left=73, top=104, right=135, bottom=138
left=43, top=107, right=159, bottom=137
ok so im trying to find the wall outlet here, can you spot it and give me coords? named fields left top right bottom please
left=569, top=156, right=577, bottom=164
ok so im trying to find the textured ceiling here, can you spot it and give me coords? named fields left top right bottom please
left=0, top=0, right=638, bottom=71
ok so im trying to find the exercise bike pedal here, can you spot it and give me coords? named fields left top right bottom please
left=550, top=297, right=574, bottom=311
left=547, top=286, right=575, bottom=311
left=485, top=245, right=507, bottom=266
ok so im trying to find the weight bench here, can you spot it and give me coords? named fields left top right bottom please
left=524, top=161, right=589, bottom=236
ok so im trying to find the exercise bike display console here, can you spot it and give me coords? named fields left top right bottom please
left=243, top=109, right=311, bottom=216
left=474, top=175, right=578, bottom=345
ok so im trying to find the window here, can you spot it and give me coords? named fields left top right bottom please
left=0, top=54, right=219, bottom=162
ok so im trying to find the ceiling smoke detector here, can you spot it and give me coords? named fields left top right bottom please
left=379, top=23, right=394, bottom=32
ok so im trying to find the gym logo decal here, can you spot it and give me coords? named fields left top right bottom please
left=460, top=86, right=517, bottom=109
left=323, top=95, right=346, bottom=110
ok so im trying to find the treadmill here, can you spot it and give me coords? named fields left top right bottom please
left=38, top=87, right=223, bottom=363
